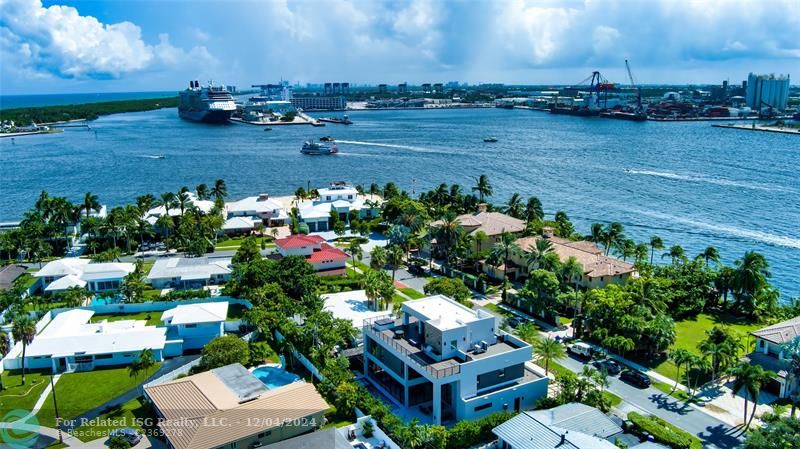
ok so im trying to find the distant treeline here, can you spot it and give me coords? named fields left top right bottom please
left=0, top=96, right=179, bottom=125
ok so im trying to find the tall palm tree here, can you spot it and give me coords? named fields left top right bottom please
left=662, top=245, right=686, bottom=264
left=473, top=230, right=488, bottom=253
left=533, top=337, right=566, bottom=376
left=525, top=196, right=544, bottom=223
left=157, top=192, right=176, bottom=217
left=174, top=191, right=191, bottom=217
left=649, top=235, right=664, bottom=265
left=196, top=183, right=209, bottom=200
left=136, top=194, right=155, bottom=214
left=12, top=316, right=36, bottom=385
left=362, top=269, right=392, bottom=311
left=387, top=245, right=404, bottom=282
left=370, top=246, right=387, bottom=270
left=435, top=211, right=462, bottom=270
left=589, top=223, right=605, bottom=244
left=526, top=238, right=554, bottom=271
left=633, top=243, right=649, bottom=265
left=489, top=231, right=520, bottom=301
left=669, top=348, right=693, bottom=393
left=699, top=246, right=720, bottom=265
left=733, top=251, right=770, bottom=308
left=348, top=240, right=363, bottom=269
left=211, top=179, right=227, bottom=200
left=615, top=238, right=636, bottom=262
left=504, top=193, right=524, bottom=219
left=471, top=174, right=492, bottom=202
left=601, top=222, right=624, bottom=256
left=82, top=192, right=101, bottom=219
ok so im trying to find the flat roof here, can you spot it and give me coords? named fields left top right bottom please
left=161, top=302, right=229, bottom=325
left=147, top=256, right=232, bottom=281
left=323, top=290, right=388, bottom=329
left=403, top=295, right=484, bottom=331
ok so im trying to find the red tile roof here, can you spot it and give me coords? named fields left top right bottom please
left=307, top=243, right=349, bottom=262
left=274, top=234, right=325, bottom=249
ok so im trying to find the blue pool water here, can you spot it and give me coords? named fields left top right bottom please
left=251, top=366, right=301, bottom=389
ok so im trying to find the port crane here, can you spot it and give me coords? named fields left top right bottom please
left=573, top=71, right=614, bottom=109
left=625, top=59, right=643, bottom=113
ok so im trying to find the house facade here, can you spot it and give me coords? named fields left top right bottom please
left=161, top=301, right=227, bottom=350
left=747, top=317, right=800, bottom=398
left=225, top=193, right=289, bottom=228
left=431, top=205, right=526, bottom=254
left=297, top=182, right=380, bottom=232
left=147, top=256, right=232, bottom=290
left=34, top=258, right=135, bottom=294
left=274, top=234, right=348, bottom=275
left=362, top=295, right=548, bottom=425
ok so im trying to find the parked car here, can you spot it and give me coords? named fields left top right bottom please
left=109, top=428, right=142, bottom=445
left=620, top=369, right=651, bottom=388
left=506, top=316, right=530, bottom=328
left=567, top=342, right=593, bottom=359
left=591, top=358, right=622, bottom=375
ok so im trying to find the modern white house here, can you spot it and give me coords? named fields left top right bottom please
left=297, top=182, right=380, bottom=232
left=362, top=295, right=548, bottom=425
left=747, top=317, right=800, bottom=398
left=225, top=193, right=289, bottom=228
left=274, top=234, right=348, bottom=275
left=34, top=258, right=135, bottom=294
left=147, top=256, right=232, bottom=290
left=161, top=301, right=228, bottom=350
left=4, top=309, right=167, bottom=373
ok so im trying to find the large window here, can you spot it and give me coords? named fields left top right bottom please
left=474, top=402, right=492, bottom=412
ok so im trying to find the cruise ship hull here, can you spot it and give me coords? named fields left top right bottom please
left=178, top=109, right=233, bottom=123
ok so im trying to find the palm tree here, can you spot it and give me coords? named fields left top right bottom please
left=370, top=246, right=387, bottom=270
left=649, top=235, right=664, bottom=265
left=525, top=196, right=544, bottom=223
left=0, top=331, right=8, bottom=391
left=348, top=240, right=363, bottom=269
left=733, top=251, right=770, bottom=309
left=138, top=348, right=156, bottom=376
left=211, top=179, right=227, bottom=200
left=489, top=231, right=520, bottom=301
left=633, top=243, right=649, bottom=265
left=387, top=245, right=404, bottom=282
left=615, top=239, right=636, bottom=262
left=174, top=191, right=191, bottom=217
left=82, top=192, right=101, bottom=219
left=526, top=238, right=553, bottom=271
left=196, top=183, right=209, bottom=200
left=669, top=348, right=693, bottom=393
left=662, top=245, right=686, bottom=264
left=472, top=174, right=492, bottom=202
left=589, top=223, right=605, bottom=244
left=561, top=256, right=583, bottom=318
left=504, top=193, right=524, bottom=219
left=473, top=230, right=488, bottom=253
left=136, top=194, right=155, bottom=214
left=157, top=192, right=175, bottom=218
left=362, top=269, right=392, bottom=311
left=730, top=362, right=775, bottom=429
left=601, top=222, right=624, bottom=256
left=699, top=246, right=720, bottom=265
left=533, top=337, right=566, bottom=376
left=12, top=316, right=36, bottom=385
left=435, top=211, right=462, bottom=270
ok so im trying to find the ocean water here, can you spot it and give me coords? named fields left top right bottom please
left=0, top=107, right=798, bottom=298
left=0, top=91, right=176, bottom=109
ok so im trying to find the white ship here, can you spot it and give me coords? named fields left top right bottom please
left=178, top=81, right=236, bottom=123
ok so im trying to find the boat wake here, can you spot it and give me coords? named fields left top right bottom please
left=334, top=140, right=443, bottom=154
left=632, top=209, right=800, bottom=249
left=625, top=169, right=794, bottom=193
left=137, top=155, right=166, bottom=159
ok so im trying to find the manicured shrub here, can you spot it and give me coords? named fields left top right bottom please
left=628, top=412, right=702, bottom=449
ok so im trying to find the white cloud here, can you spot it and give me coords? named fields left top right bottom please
left=0, top=0, right=215, bottom=80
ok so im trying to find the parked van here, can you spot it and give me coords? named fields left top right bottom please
left=568, top=342, right=593, bottom=359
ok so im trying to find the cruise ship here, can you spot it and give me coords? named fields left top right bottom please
left=178, top=81, right=236, bottom=123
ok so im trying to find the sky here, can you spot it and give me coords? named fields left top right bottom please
left=0, top=0, right=798, bottom=95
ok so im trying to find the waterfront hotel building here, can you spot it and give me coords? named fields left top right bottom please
left=362, top=295, right=548, bottom=425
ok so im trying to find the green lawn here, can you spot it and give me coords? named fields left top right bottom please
left=559, top=316, right=573, bottom=325
left=215, top=238, right=246, bottom=248
left=70, top=396, right=161, bottom=443
left=346, top=259, right=370, bottom=271
left=644, top=313, right=761, bottom=381
left=91, top=311, right=162, bottom=326
left=603, top=390, right=623, bottom=407
left=652, top=379, right=695, bottom=403
left=0, top=370, right=50, bottom=418
left=37, top=364, right=160, bottom=428
left=484, top=302, right=514, bottom=318
left=398, top=287, right=425, bottom=299
left=18, top=273, right=39, bottom=289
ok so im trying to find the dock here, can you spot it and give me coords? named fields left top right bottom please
left=712, top=123, right=800, bottom=135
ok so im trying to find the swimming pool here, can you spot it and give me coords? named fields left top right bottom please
left=251, top=366, right=301, bottom=389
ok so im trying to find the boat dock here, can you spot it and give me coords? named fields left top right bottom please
left=712, top=123, right=800, bottom=135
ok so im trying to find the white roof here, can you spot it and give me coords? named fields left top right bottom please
left=147, top=257, right=232, bottom=281
left=298, top=202, right=333, bottom=220
left=222, top=216, right=255, bottom=230
left=331, top=200, right=351, bottom=208
left=25, top=309, right=167, bottom=358
left=34, top=258, right=90, bottom=278
left=161, top=302, right=229, bottom=325
left=403, top=295, right=483, bottom=331
left=323, top=290, right=388, bottom=329
left=44, top=274, right=87, bottom=292
left=225, top=195, right=284, bottom=214
left=81, top=262, right=135, bottom=280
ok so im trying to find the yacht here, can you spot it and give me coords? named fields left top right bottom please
left=301, top=140, right=338, bottom=155
left=483, top=137, right=498, bottom=142
left=178, top=81, right=236, bottom=123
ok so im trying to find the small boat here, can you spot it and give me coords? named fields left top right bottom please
left=263, top=127, right=272, bottom=131
left=301, top=140, right=338, bottom=155
left=319, top=136, right=334, bottom=142
left=483, top=137, right=498, bottom=143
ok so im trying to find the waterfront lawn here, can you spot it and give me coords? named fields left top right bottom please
left=37, top=364, right=160, bottom=428
left=70, top=396, right=160, bottom=443
left=639, top=313, right=761, bottom=381
left=0, top=370, right=50, bottom=418
left=91, top=311, right=162, bottom=326
left=398, top=287, right=425, bottom=299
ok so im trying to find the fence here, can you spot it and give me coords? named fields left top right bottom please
left=143, top=357, right=202, bottom=389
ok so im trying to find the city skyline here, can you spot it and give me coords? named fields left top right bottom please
left=1, top=0, right=798, bottom=95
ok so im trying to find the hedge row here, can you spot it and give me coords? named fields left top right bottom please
left=628, top=412, right=702, bottom=449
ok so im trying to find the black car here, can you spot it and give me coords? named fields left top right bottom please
left=620, top=369, right=651, bottom=388
left=506, top=316, right=530, bottom=328
left=592, top=359, right=622, bottom=375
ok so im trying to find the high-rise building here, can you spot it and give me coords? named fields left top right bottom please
left=746, top=73, right=790, bottom=111
left=398, top=82, right=408, bottom=94
left=378, top=84, right=388, bottom=94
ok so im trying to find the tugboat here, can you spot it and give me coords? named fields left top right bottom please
left=483, top=137, right=498, bottom=143
left=301, top=140, right=338, bottom=155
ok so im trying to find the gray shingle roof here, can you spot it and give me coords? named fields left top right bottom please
left=752, top=316, right=800, bottom=345
left=0, top=265, right=26, bottom=290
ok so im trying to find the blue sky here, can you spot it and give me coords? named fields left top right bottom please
left=1, top=0, right=798, bottom=94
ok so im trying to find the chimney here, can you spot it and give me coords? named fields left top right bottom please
left=542, top=226, right=555, bottom=239
left=478, top=203, right=488, bottom=213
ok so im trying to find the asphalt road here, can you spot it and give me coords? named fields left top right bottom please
left=558, top=354, right=745, bottom=449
